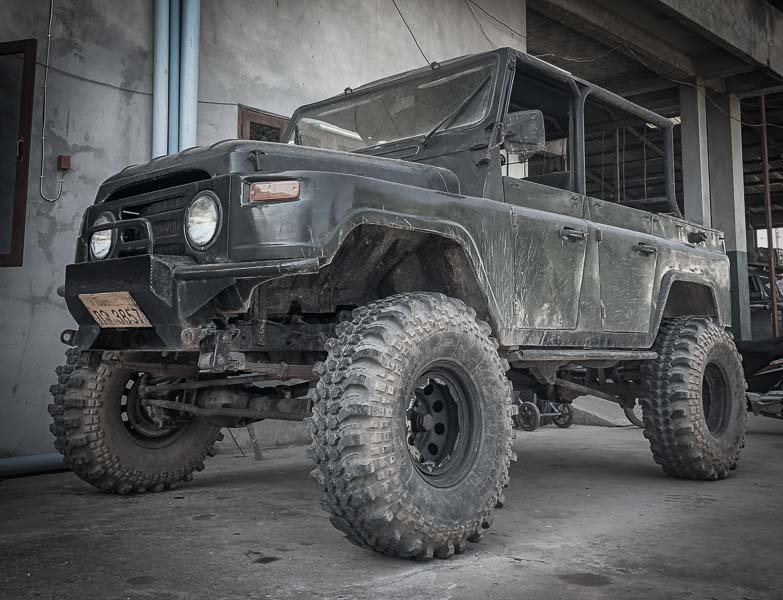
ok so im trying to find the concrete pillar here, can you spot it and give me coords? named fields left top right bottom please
left=707, top=93, right=751, bottom=340
left=680, top=81, right=711, bottom=226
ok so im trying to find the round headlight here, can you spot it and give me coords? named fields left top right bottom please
left=90, top=213, right=114, bottom=260
left=185, top=193, right=220, bottom=248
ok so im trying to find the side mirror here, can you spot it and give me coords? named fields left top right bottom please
left=504, top=110, right=545, bottom=158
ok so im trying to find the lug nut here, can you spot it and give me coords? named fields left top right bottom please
left=417, top=414, right=434, bottom=432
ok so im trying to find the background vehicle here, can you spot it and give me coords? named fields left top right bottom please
left=747, top=263, right=783, bottom=340
left=622, top=399, right=645, bottom=428
left=50, top=48, right=746, bottom=559
left=513, top=390, right=573, bottom=431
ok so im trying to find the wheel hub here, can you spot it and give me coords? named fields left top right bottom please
left=405, top=367, right=475, bottom=484
left=122, top=374, right=183, bottom=440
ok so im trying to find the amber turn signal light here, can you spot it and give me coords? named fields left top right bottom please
left=248, top=180, right=300, bottom=203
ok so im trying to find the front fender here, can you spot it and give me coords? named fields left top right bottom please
left=229, top=171, right=516, bottom=342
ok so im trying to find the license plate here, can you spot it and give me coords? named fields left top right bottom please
left=79, top=292, right=153, bottom=328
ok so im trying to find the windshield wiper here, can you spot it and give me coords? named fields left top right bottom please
left=420, top=74, right=492, bottom=147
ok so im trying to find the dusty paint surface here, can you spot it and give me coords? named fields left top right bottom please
left=0, top=0, right=526, bottom=457
left=1, top=418, right=781, bottom=598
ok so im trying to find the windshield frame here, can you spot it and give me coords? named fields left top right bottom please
left=283, top=51, right=505, bottom=155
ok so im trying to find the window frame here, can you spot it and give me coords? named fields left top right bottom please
left=0, top=38, right=37, bottom=268
left=237, top=105, right=289, bottom=142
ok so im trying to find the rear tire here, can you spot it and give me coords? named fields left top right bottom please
left=48, top=350, right=221, bottom=494
left=641, top=317, right=746, bottom=480
left=306, top=293, right=515, bottom=559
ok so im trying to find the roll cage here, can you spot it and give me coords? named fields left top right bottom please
left=285, top=47, right=681, bottom=216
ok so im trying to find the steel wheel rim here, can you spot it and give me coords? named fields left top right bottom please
left=405, top=363, right=478, bottom=487
left=121, top=374, right=182, bottom=443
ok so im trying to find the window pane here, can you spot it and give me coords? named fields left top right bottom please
left=289, top=58, right=496, bottom=151
left=0, top=52, right=23, bottom=255
left=249, top=122, right=281, bottom=142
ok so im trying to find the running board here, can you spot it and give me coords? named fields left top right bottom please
left=506, top=349, right=657, bottom=366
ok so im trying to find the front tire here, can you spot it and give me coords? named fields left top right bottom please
left=306, top=293, right=515, bottom=559
left=48, top=349, right=221, bottom=494
left=641, top=317, right=746, bottom=480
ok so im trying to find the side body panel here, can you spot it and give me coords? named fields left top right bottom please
left=230, top=171, right=518, bottom=344
left=504, top=179, right=592, bottom=331
left=502, top=178, right=730, bottom=348
left=584, top=198, right=660, bottom=333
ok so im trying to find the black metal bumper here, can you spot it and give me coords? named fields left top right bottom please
left=64, top=254, right=320, bottom=350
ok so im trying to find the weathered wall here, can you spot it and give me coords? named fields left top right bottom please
left=0, top=0, right=154, bottom=457
left=196, top=0, right=526, bottom=145
left=0, top=0, right=525, bottom=457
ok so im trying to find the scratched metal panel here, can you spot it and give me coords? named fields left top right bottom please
left=503, top=178, right=583, bottom=218
left=653, top=214, right=726, bottom=253
left=598, top=224, right=659, bottom=333
left=584, top=197, right=654, bottom=234
left=512, top=209, right=588, bottom=330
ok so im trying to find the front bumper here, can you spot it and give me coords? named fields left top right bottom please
left=64, top=254, right=319, bottom=350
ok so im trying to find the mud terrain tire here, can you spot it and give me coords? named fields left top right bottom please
left=641, top=317, right=746, bottom=480
left=306, top=293, right=515, bottom=559
left=48, top=349, right=221, bottom=493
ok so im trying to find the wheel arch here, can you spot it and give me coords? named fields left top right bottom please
left=652, top=273, right=724, bottom=336
left=321, top=223, right=496, bottom=329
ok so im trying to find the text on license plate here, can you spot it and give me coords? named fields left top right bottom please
left=79, top=292, right=153, bottom=328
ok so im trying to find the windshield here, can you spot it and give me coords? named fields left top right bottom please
left=287, top=59, right=497, bottom=152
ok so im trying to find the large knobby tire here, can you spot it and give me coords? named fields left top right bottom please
left=48, top=349, right=222, bottom=494
left=306, top=293, right=516, bottom=559
left=641, top=317, right=746, bottom=480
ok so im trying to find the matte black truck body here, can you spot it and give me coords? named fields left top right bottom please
left=51, top=47, right=747, bottom=559
left=64, top=47, right=729, bottom=357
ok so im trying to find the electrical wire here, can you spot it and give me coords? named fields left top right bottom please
left=34, top=63, right=237, bottom=108
left=39, top=0, right=65, bottom=203
left=461, top=1, right=783, bottom=131
left=391, top=0, right=430, bottom=66
left=465, top=0, right=526, bottom=39
left=464, top=0, right=497, bottom=48
left=620, top=45, right=783, bottom=131
left=532, top=45, right=625, bottom=63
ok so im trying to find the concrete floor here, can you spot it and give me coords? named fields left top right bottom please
left=2, top=417, right=782, bottom=600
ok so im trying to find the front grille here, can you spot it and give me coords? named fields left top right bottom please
left=82, top=175, right=229, bottom=264
left=113, top=193, right=188, bottom=258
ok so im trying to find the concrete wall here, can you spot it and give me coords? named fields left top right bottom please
left=196, top=0, right=526, bottom=145
left=0, top=0, right=525, bottom=457
left=0, top=0, right=154, bottom=458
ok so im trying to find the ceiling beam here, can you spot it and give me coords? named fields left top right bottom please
left=651, top=0, right=783, bottom=80
left=597, top=73, right=676, bottom=98
left=529, top=0, right=698, bottom=81
left=722, top=71, right=783, bottom=99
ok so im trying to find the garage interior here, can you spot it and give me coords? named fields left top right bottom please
left=2, top=1, right=783, bottom=598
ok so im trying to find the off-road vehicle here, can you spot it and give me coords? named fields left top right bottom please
left=50, top=48, right=746, bottom=559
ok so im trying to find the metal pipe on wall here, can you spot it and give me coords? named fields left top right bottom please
left=168, top=0, right=181, bottom=154
left=0, top=453, right=67, bottom=478
left=761, top=94, right=779, bottom=337
left=152, top=0, right=169, bottom=158
left=179, top=0, right=200, bottom=150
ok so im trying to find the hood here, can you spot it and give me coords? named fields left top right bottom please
left=96, top=140, right=460, bottom=202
